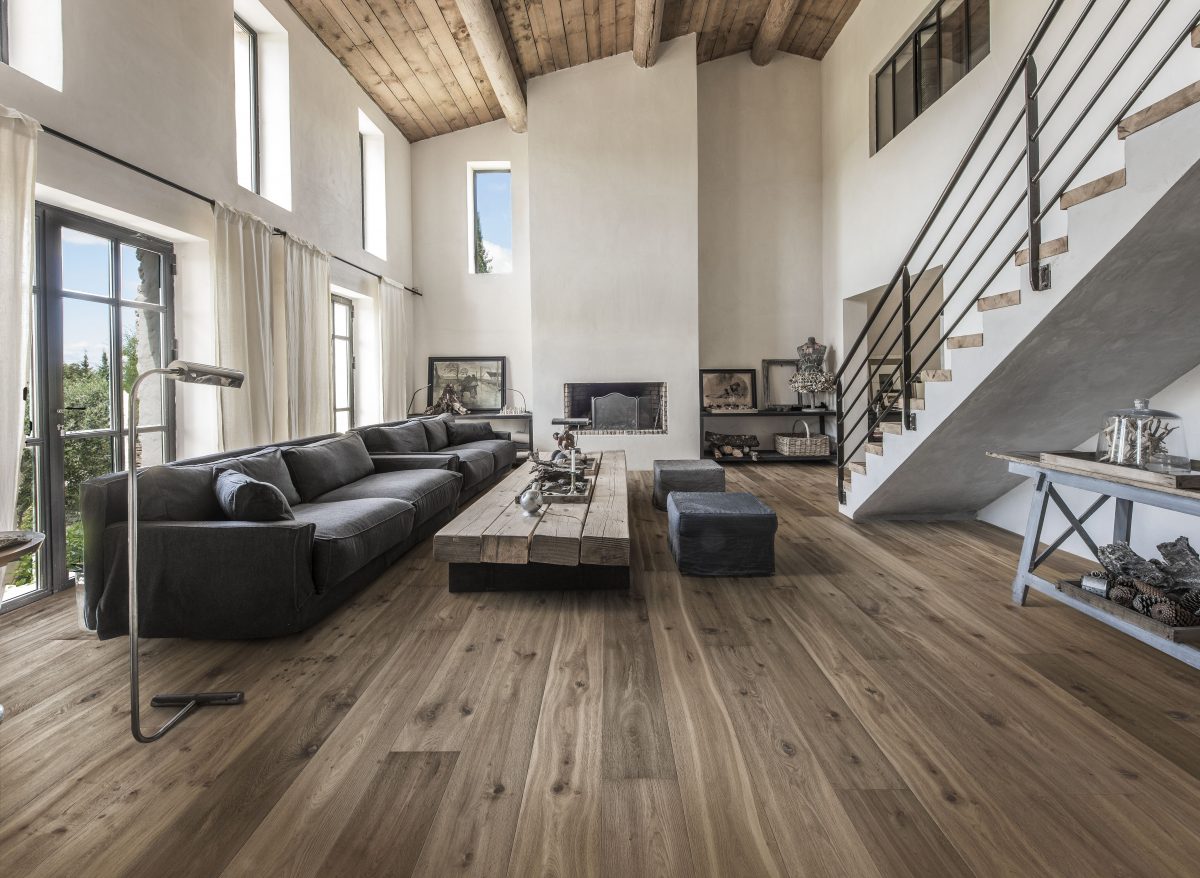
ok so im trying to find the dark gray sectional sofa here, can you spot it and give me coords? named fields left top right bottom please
left=81, top=415, right=517, bottom=641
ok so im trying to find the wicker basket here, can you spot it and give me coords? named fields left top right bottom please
left=775, top=420, right=830, bottom=457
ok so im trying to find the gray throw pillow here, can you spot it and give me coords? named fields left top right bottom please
left=138, top=464, right=224, bottom=521
left=422, top=413, right=453, bottom=451
left=282, top=432, right=375, bottom=502
left=214, top=470, right=295, bottom=521
left=213, top=448, right=301, bottom=506
left=446, top=420, right=495, bottom=446
left=356, top=421, right=430, bottom=454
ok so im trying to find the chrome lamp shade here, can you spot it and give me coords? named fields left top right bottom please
left=168, top=359, right=245, bottom=388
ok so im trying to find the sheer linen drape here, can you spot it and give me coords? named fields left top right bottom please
left=279, top=235, right=332, bottom=438
left=377, top=277, right=411, bottom=421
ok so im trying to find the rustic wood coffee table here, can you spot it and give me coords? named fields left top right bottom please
left=433, top=450, right=630, bottom=592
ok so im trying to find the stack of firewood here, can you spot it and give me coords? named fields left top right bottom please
left=704, top=431, right=759, bottom=461
left=1090, top=538, right=1200, bottom=626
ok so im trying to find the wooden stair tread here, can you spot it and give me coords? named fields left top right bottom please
left=1060, top=168, right=1126, bottom=210
left=1119, top=80, right=1200, bottom=140
left=880, top=422, right=903, bottom=435
left=946, top=333, right=983, bottom=350
left=847, top=461, right=867, bottom=475
left=1015, top=236, right=1068, bottom=267
left=866, top=443, right=884, bottom=456
left=920, top=369, right=952, bottom=382
left=1193, top=24, right=1199, bottom=48
left=909, top=398, right=925, bottom=411
left=978, top=290, right=1020, bottom=312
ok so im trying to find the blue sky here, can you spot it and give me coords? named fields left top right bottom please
left=475, top=170, right=512, bottom=272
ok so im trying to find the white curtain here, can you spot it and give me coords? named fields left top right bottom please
left=377, top=277, right=411, bottom=421
left=273, top=235, right=331, bottom=438
left=213, top=203, right=274, bottom=450
left=0, top=106, right=40, bottom=542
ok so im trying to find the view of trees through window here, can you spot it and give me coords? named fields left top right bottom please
left=471, top=168, right=512, bottom=275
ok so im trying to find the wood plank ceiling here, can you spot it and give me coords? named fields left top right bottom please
left=288, top=0, right=861, bottom=141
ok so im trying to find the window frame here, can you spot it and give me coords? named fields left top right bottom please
left=359, top=131, right=367, bottom=252
left=467, top=163, right=512, bottom=276
left=874, top=0, right=989, bottom=153
left=234, top=13, right=261, bottom=194
left=331, top=294, right=355, bottom=432
left=1, top=0, right=9, bottom=66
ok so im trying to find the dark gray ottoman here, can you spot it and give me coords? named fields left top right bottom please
left=653, top=459, right=725, bottom=510
left=667, top=492, right=777, bottom=577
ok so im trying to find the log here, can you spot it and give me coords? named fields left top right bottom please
left=633, top=0, right=666, bottom=68
left=454, top=0, right=528, bottom=133
left=751, top=0, right=803, bottom=66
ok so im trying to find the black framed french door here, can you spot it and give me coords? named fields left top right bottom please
left=2, top=206, right=177, bottom=610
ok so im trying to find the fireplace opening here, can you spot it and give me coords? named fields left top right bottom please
left=563, top=382, right=667, bottom=435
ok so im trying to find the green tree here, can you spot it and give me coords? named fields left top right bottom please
left=473, top=208, right=492, bottom=275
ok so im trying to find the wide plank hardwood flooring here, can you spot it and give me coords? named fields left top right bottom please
left=3, top=465, right=1200, bottom=876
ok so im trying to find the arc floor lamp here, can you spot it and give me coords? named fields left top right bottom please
left=127, top=360, right=246, bottom=743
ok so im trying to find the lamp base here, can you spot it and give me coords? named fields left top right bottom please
left=150, top=691, right=245, bottom=708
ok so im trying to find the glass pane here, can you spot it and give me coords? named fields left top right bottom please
left=333, top=300, right=350, bottom=336
left=234, top=20, right=257, bottom=191
left=61, top=227, right=112, bottom=297
left=894, top=42, right=916, bottom=135
left=64, top=436, right=116, bottom=574
left=472, top=170, right=513, bottom=274
left=335, top=410, right=350, bottom=433
left=62, top=297, right=114, bottom=432
left=3, top=446, right=41, bottom=603
left=121, top=307, right=166, bottom=427
left=918, top=26, right=940, bottom=113
left=941, top=0, right=968, bottom=92
left=968, top=0, right=990, bottom=69
left=876, top=64, right=894, bottom=149
left=121, top=244, right=162, bottom=305
left=135, top=429, right=167, bottom=468
left=334, top=338, right=351, bottom=409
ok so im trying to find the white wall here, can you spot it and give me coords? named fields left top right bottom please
left=0, top=0, right=413, bottom=456
left=411, top=120, right=531, bottom=413
left=528, top=36, right=701, bottom=470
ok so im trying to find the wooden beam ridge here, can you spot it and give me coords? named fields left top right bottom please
left=751, top=0, right=803, bottom=66
left=632, top=0, right=666, bottom=68
left=453, top=0, right=529, bottom=133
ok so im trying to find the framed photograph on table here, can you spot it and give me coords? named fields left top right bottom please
left=428, top=356, right=507, bottom=413
left=699, top=369, right=757, bottom=411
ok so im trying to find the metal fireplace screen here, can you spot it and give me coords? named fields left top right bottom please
left=592, top=392, right=639, bottom=431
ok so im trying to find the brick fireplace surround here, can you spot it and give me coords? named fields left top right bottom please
left=562, top=382, right=668, bottom=435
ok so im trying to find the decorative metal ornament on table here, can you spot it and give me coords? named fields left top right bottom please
left=519, top=448, right=594, bottom=503
left=425, top=384, right=469, bottom=416
left=516, top=486, right=544, bottom=516
left=1096, top=398, right=1189, bottom=473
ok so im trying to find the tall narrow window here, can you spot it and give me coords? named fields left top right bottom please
left=1, top=0, right=10, bottom=66
left=331, top=295, right=355, bottom=432
left=874, top=0, right=990, bottom=152
left=234, top=15, right=260, bottom=193
left=358, top=111, right=386, bottom=259
left=468, top=164, right=512, bottom=275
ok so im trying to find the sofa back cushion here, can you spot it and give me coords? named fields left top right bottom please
left=421, top=413, right=453, bottom=451
left=213, top=448, right=301, bottom=506
left=283, top=433, right=375, bottom=502
left=214, top=471, right=295, bottom=521
left=357, top=421, right=430, bottom=454
left=138, top=464, right=224, bottom=521
left=446, top=420, right=494, bottom=446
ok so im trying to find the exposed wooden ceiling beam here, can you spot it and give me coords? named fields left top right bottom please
left=453, top=0, right=528, bottom=133
left=752, top=0, right=803, bottom=66
left=633, top=0, right=666, bottom=68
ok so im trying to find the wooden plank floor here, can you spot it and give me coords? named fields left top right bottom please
left=4, top=465, right=1200, bottom=876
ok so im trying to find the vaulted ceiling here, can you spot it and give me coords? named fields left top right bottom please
left=288, top=0, right=861, bottom=141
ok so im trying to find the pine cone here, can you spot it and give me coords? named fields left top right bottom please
left=1133, top=581, right=1168, bottom=600
left=1148, top=601, right=1198, bottom=627
left=1171, top=589, right=1200, bottom=614
left=1132, top=594, right=1158, bottom=616
left=1109, top=584, right=1138, bottom=608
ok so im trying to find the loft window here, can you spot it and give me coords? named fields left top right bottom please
left=875, top=0, right=990, bottom=152
left=468, top=164, right=512, bottom=275
left=234, top=15, right=260, bottom=193
left=358, top=110, right=386, bottom=259
left=1, top=0, right=9, bottom=66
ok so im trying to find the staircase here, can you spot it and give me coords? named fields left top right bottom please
left=837, top=0, right=1200, bottom=519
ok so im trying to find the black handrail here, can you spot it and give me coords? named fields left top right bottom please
left=835, top=0, right=1200, bottom=505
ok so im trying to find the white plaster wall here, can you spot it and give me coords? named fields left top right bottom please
left=411, top=120, right=531, bottom=412
left=0, top=0, right=413, bottom=456
left=528, top=36, right=700, bottom=470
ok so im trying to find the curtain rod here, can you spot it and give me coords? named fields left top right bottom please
left=39, top=123, right=422, bottom=296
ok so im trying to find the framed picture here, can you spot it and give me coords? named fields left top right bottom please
left=428, top=356, right=507, bottom=413
left=699, top=369, right=757, bottom=411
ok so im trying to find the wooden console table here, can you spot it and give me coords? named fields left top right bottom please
left=990, top=451, right=1200, bottom=669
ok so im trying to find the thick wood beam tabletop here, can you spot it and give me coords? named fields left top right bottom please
left=453, top=0, right=528, bottom=133
left=752, top=0, right=803, bottom=66
left=633, top=0, right=666, bottom=68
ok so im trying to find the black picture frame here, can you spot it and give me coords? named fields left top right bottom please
left=699, top=369, right=758, bottom=411
left=427, top=356, right=507, bottom=413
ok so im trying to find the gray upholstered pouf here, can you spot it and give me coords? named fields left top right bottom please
left=667, top=492, right=776, bottom=577
left=653, top=459, right=725, bottom=510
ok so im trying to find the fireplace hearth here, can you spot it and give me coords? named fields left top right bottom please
left=563, top=382, right=667, bottom=435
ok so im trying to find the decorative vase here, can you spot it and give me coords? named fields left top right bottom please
left=1096, top=399, right=1190, bottom=473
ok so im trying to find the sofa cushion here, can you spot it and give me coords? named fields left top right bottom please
left=446, top=420, right=494, bottom=446
left=356, top=421, right=429, bottom=454
left=447, top=439, right=517, bottom=473
left=214, top=448, right=301, bottom=506
left=421, top=413, right=453, bottom=451
left=138, top=463, right=223, bottom=521
left=214, top=471, right=295, bottom=522
left=283, top=433, right=375, bottom=502
left=452, top=447, right=495, bottom=490
left=291, top=498, right=415, bottom=592
left=314, top=469, right=462, bottom=526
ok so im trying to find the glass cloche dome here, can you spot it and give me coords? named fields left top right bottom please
left=1096, top=399, right=1190, bottom=474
